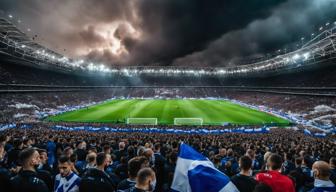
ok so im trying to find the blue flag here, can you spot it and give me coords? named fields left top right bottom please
left=171, top=143, right=239, bottom=192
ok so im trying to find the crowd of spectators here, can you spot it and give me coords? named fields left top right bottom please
left=0, top=125, right=335, bottom=192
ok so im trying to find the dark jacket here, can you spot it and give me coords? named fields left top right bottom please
left=79, top=168, right=115, bottom=192
left=10, top=170, right=49, bottom=192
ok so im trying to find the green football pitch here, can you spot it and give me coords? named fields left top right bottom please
left=47, top=99, right=291, bottom=126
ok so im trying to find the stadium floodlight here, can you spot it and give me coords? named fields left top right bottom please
left=21, top=45, right=26, bottom=48
left=8, top=14, right=13, bottom=19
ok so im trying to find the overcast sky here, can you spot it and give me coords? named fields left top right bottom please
left=1, top=0, right=336, bottom=67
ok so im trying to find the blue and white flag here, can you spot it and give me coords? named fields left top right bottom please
left=171, top=143, right=239, bottom=192
left=304, top=129, right=312, bottom=135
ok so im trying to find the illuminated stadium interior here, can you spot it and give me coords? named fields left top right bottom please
left=0, top=1, right=336, bottom=192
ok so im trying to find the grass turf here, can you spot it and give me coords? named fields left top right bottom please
left=46, top=99, right=291, bottom=126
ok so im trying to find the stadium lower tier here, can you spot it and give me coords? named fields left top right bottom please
left=46, top=99, right=291, bottom=126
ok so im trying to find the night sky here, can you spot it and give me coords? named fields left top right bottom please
left=1, top=0, right=336, bottom=67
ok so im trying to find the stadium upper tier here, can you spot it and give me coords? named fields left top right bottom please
left=0, top=17, right=336, bottom=78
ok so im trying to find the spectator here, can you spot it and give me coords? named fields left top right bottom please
left=256, top=154, right=295, bottom=192
left=115, top=156, right=128, bottom=180
left=7, top=138, right=23, bottom=168
left=37, top=148, right=52, bottom=173
left=117, top=156, right=149, bottom=190
left=329, top=157, right=336, bottom=185
left=36, top=149, right=54, bottom=191
left=126, top=167, right=156, bottom=192
left=54, top=155, right=81, bottom=192
left=115, top=141, right=126, bottom=162
left=309, top=161, right=336, bottom=192
left=80, top=152, right=115, bottom=192
left=231, top=156, right=257, bottom=192
left=85, top=152, right=97, bottom=169
left=0, top=143, right=11, bottom=191
left=10, top=148, right=49, bottom=192
left=47, top=135, right=56, bottom=168
left=288, top=157, right=307, bottom=192
left=283, top=152, right=295, bottom=175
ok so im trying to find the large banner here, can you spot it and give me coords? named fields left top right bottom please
left=51, top=125, right=270, bottom=135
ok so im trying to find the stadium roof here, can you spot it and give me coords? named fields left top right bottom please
left=0, top=17, right=336, bottom=78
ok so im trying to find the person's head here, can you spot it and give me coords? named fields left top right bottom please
left=299, top=150, right=306, bottom=158
left=23, top=138, right=32, bottom=147
left=135, top=167, right=156, bottom=191
left=120, top=156, right=127, bottom=165
left=128, top=157, right=143, bottom=179
left=312, top=161, right=331, bottom=181
left=96, top=152, right=109, bottom=169
left=77, top=141, right=86, bottom=150
left=87, top=146, right=97, bottom=154
left=295, top=157, right=302, bottom=167
left=0, top=143, right=5, bottom=161
left=329, top=157, right=336, bottom=169
left=227, top=148, right=234, bottom=157
left=0, top=135, right=6, bottom=146
left=127, top=145, right=135, bottom=157
left=13, top=138, right=23, bottom=149
left=19, top=148, right=40, bottom=170
left=70, top=153, right=77, bottom=164
left=137, top=146, right=146, bottom=156
left=284, top=152, right=293, bottom=161
left=106, top=154, right=112, bottom=165
left=246, top=149, right=255, bottom=159
left=58, top=155, right=72, bottom=177
left=213, top=154, right=221, bottom=166
left=154, top=143, right=161, bottom=152
left=219, top=148, right=226, bottom=157
left=63, top=147, right=73, bottom=157
left=303, top=155, right=312, bottom=168
left=103, top=145, right=111, bottom=154
left=119, top=141, right=125, bottom=150
left=37, top=149, right=48, bottom=164
left=267, top=154, right=283, bottom=171
left=239, top=155, right=253, bottom=173
left=144, top=148, right=154, bottom=161
left=263, top=151, right=272, bottom=162
left=86, top=152, right=97, bottom=165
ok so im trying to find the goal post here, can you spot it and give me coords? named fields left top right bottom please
left=126, top=118, right=158, bottom=125
left=174, top=118, right=203, bottom=126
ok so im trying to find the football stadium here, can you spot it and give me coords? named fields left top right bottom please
left=0, top=1, right=336, bottom=192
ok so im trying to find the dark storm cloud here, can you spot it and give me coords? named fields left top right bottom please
left=1, top=0, right=335, bottom=67
left=173, top=0, right=336, bottom=67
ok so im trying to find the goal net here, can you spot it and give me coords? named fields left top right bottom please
left=126, top=118, right=158, bottom=125
left=174, top=118, right=203, bottom=126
